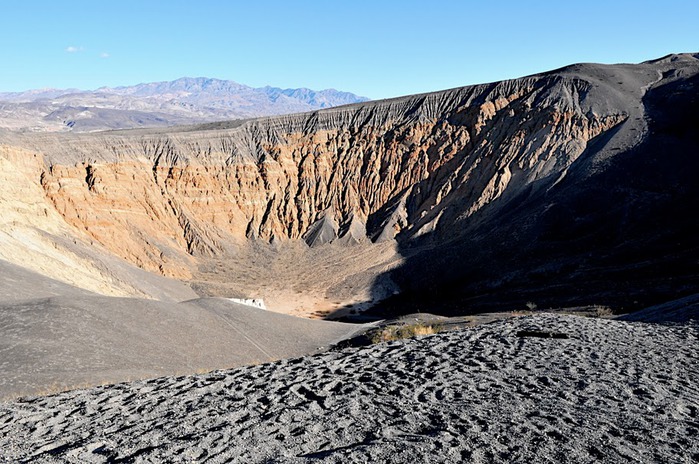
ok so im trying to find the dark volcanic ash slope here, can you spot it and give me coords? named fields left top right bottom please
left=0, top=315, right=696, bottom=462
left=0, top=261, right=362, bottom=401
left=373, top=54, right=699, bottom=316
left=0, top=54, right=697, bottom=317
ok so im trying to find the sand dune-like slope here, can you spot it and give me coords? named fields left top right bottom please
left=0, top=315, right=696, bottom=463
left=0, top=260, right=91, bottom=303
left=0, top=284, right=362, bottom=401
left=619, top=293, right=699, bottom=323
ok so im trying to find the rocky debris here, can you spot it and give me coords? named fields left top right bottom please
left=515, top=330, right=569, bottom=339
left=336, top=212, right=368, bottom=246
left=0, top=315, right=696, bottom=462
left=302, top=208, right=340, bottom=247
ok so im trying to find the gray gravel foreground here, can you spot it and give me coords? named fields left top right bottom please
left=0, top=315, right=697, bottom=463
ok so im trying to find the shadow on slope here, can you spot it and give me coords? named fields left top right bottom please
left=349, top=66, right=699, bottom=320
left=617, top=293, right=699, bottom=324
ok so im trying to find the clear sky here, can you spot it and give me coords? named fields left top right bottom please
left=1, top=1, right=697, bottom=99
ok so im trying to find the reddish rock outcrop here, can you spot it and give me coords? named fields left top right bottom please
left=2, top=54, right=697, bottom=315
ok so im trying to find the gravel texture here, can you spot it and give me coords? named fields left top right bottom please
left=1, top=314, right=697, bottom=463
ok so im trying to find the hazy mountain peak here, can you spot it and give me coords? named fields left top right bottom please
left=0, top=77, right=369, bottom=132
left=105, top=77, right=253, bottom=96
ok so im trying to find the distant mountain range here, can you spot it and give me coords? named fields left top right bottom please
left=0, top=77, right=369, bottom=132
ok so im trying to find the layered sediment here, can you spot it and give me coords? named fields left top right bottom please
left=1, top=54, right=697, bottom=314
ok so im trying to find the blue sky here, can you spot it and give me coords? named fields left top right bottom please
left=1, top=1, right=697, bottom=99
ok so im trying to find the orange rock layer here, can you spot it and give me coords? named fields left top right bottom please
left=4, top=74, right=628, bottom=280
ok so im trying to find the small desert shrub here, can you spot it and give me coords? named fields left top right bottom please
left=593, top=305, right=613, bottom=317
left=370, top=323, right=439, bottom=344
left=510, top=310, right=534, bottom=317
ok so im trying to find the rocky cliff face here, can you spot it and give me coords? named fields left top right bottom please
left=3, top=75, right=625, bottom=268
left=2, top=54, right=697, bottom=315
